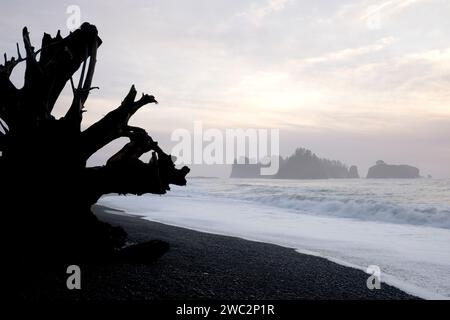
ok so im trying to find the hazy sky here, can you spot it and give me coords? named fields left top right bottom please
left=1, top=0, right=450, bottom=177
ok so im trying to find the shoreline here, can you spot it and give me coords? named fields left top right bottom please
left=21, top=205, right=419, bottom=301
left=98, top=187, right=450, bottom=301
left=92, top=205, right=417, bottom=300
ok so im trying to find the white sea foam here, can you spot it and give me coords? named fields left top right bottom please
left=236, top=195, right=450, bottom=228
left=177, top=178, right=450, bottom=228
left=99, top=178, right=450, bottom=299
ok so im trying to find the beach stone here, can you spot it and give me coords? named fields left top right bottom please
left=117, top=240, right=170, bottom=264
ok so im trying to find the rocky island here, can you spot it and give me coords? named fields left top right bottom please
left=230, top=148, right=360, bottom=179
left=366, top=160, right=420, bottom=179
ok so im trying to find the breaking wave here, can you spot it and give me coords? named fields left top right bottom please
left=185, top=179, right=450, bottom=229
left=238, top=193, right=450, bottom=228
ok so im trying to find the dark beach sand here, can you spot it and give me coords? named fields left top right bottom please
left=21, top=205, right=418, bottom=301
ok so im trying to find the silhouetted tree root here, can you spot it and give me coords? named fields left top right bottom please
left=0, top=23, right=189, bottom=264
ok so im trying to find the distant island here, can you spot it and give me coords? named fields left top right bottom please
left=366, top=160, right=420, bottom=179
left=230, top=148, right=359, bottom=179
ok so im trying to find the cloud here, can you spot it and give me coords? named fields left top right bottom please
left=361, top=0, right=426, bottom=18
left=237, top=0, right=291, bottom=25
left=332, top=0, right=431, bottom=30
left=301, top=37, right=396, bottom=64
left=361, top=0, right=429, bottom=29
left=340, top=47, right=450, bottom=100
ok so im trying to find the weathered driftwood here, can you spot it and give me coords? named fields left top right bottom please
left=0, top=23, right=189, bottom=262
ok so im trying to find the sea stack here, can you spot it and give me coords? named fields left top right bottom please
left=230, top=157, right=261, bottom=178
left=366, top=160, right=420, bottom=179
left=348, top=165, right=359, bottom=178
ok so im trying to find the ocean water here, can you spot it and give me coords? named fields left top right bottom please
left=99, top=178, right=450, bottom=299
